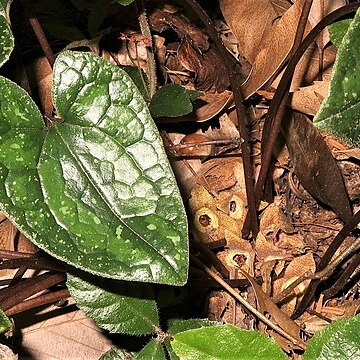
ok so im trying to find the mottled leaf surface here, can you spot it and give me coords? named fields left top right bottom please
left=315, top=8, right=360, bottom=146
left=136, top=340, right=166, bottom=360
left=304, top=314, right=360, bottom=360
left=328, top=18, right=352, bottom=48
left=283, top=112, right=352, bottom=222
left=171, top=324, right=286, bottom=360
left=0, top=0, right=13, bottom=67
left=0, top=51, right=188, bottom=285
left=67, top=273, right=159, bottom=334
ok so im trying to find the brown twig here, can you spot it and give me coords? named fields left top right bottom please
left=191, top=255, right=306, bottom=348
left=182, top=0, right=258, bottom=237
left=21, top=0, right=55, bottom=67
left=323, top=252, right=360, bottom=301
left=136, top=0, right=157, bottom=98
left=244, top=0, right=314, bottom=235
left=0, top=271, right=66, bottom=311
left=294, top=209, right=360, bottom=318
left=5, top=289, right=70, bottom=316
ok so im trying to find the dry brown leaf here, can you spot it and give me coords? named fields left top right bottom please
left=255, top=231, right=288, bottom=262
left=289, top=80, right=329, bottom=115
left=17, top=303, right=113, bottom=359
left=260, top=203, right=295, bottom=236
left=240, top=270, right=303, bottom=351
left=203, top=114, right=239, bottom=140
left=220, top=0, right=280, bottom=64
left=201, top=158, right=239, bottom=192
left=270, top=43, right=336, bottom=92
left=178, top=39, right=229, bottom=92
left=334, top=148, right=360, bottom=161
left=273, top=253, right=316, bottom=315
left=241, top=0, right=306, bottom=98
left=282, top=112, right=352, bottom=222
left=166, top=133, right=204, bottom=198
left=271, top=0, right=292, bottom=15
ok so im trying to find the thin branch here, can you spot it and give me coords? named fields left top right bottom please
left=136, top=0, right=157, bottom=98
left=191, top=255, right=306, bottom=349
left=294, top=208, right=360, bottom=318
left=183, top=0, right=258, bottom=237
left=323, top=253, right=360, bottom=300
left=22, top=0, right=55, bottom=67
left=244, top=0, right=313, bottom=235
left=0, top=271, right=66, bottom=311
left=6, top=289, right=70, bottom=316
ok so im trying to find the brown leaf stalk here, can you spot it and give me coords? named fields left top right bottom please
left=182, top=0, right=258, bottom=237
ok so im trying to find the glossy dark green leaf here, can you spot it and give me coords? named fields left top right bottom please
left=0, top=0, right=14, bottom=67
left=0, top=308, right=11, bottom=333
left=0, top=51, right=188, bottom=285
left=136, top=340, right=166, bottom=360
left=67, top=272, right=159, bottom=334
left=304, top=314, right=360, bottom=360
left=314, top=8, right=360, bottom=146
left=150, top=84, right=202, bottom=118
left=171, top=324, right=286, bottom=360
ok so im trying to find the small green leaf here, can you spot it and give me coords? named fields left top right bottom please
left=0, top=308, right=11, bottom=333
left=171, top=324, right=286, bottom=360
left=136, top=340, right=166, bottom=360
left=150, top=84, right=202, bottom=118
left=100, top=347, right=131, bottom=359
left=0, top=51, right=188, bottom=285
left=314, top=8, right=360, bottom=146
left=328, top=18, right=352, bottom=48
left=116, top=0, right=135, bottom=5
left=0, top=0, right=14, bottom=67
left=304, top=314, right=360, bottom=360
left=67, top=273, right=159, bottom=334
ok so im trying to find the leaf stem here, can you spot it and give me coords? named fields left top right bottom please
left=136, top=0, right=157, bottom=98
left=21, top=0, right=55, bottom=67
left=0, top=271, right=66, bottom=311
left=5, top=288, right=70, bottom=316
left=191, top=255, right=306, bottom=349
left=294, top=208, right=360, bottom=318
left=182, top=0, right=258, bottom=237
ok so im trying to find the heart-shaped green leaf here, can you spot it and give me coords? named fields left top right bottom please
left=67, top=272, right=159, bottom=334
left=0, top=0, right=14, bottom=67
left=314, top=8, right=360, bottom=146
left=0, top=51, right=188, bottom=285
